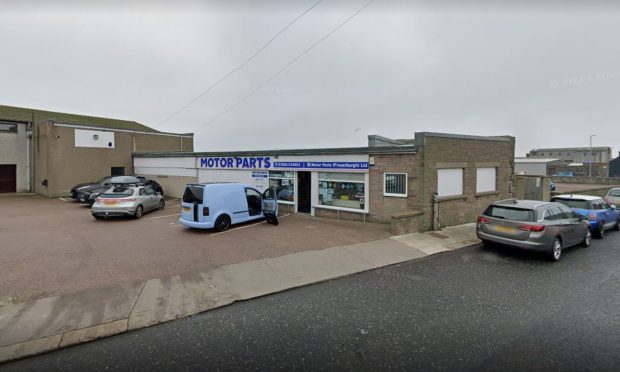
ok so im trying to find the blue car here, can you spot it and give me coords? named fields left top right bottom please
left=551, top=194, right=620, bottom=238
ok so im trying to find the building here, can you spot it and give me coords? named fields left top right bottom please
left=0, top=105, right=193, bottom=196
left=609, top=153, right=620, bottom=178
left=526, top=146, right=612, bottom=163
left=134, top=132, right=515, bottom=234
left=514, top=158, right=562, bottom=176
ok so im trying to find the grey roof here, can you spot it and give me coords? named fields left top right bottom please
left=529, top=146, right=610, bottom=152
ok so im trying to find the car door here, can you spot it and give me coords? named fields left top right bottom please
left=557, top=204, right=583, bottom=246
left=544, top=206, right=572, bottom=244
left=138, top=188, right=150, bottom=211
left=262, top=187, right=279, bottom=225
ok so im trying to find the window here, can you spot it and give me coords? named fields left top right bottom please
left=476, top=167, right=496, bottom=193
left=437, top=168, right=463, bottom=197
left=0, top=122, right=17, bottom=132
left=111, top=167, right=125, bottom=176
left=269, top=171, right=295, bottom=204
left=318, top=172, right=365, bottom=210
left=483, top=206, right=535, bottom=222
left=543, top=206, right=564, bottom=221
left=384, top=173, right=407, bottom=197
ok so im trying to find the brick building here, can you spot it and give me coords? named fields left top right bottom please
left=134, top=132, right=515, bottom=234
left=0, top=105, right=193, bottom=197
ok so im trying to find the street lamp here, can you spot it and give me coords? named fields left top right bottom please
left=589, top=134, right=596, bottom=177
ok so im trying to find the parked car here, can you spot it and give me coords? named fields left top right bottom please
left=179, top=183, right=279, bottom=231
left=603, top=187, right=620, bottom=206
left=71, top=176, right=112, bottom=200
left=91, top=185, right=165, bottom=219
left=549, top=181, right=556, bottom=192
left=75, top=176, right=152, bottom=205
left=550, top=194, right=620, bottom=238
left=553, top=171, right=575, bottom=177
left=476, top=199, right=591, bottom=261
left=136, top=176, right=164, bottom=196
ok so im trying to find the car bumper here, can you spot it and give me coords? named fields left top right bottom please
left=92, top=207, right=136, bottom=217
left=179, top=218, right=214, bottom=229
left=476, top=230, right=550, bottom=252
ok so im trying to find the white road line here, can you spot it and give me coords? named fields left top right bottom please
left=144, top=213, right=180, bottom=220
left=58, top=198, right=72, bottom=202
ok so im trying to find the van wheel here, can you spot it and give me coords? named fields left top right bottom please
left=214, top=214, right=231, bottom=232
left=134, top=205, right=144, bottom=219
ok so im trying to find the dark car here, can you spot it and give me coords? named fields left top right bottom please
left=75, top=176, right=143, bottom=205
left=71, top=176, right=112, bottom=200
left=136, top=176, right=164, bottom=196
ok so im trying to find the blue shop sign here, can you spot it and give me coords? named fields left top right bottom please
left=273, top=161, right=368, bottom=170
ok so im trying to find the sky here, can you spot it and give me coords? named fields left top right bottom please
left=1, top=0, right=619, bottom=156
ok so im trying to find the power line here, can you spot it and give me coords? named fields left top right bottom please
left=159, top=0, right=324, bottom=125
left=195, top=0, right=376, bottom=133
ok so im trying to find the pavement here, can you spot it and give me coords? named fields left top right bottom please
left=0, top=223, right=480, bottom=364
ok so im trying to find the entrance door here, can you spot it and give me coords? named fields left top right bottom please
left=0, top=165, right=16, bottom=193
left=297, top=171, right=311, bottom=213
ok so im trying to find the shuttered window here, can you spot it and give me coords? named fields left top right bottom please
left=437, top=168, right=463, bottom=197
left=476, top=167, right=497, bottom=193
left=384, top=173, right=407, bottom=197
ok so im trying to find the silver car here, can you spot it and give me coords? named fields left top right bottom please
left=476, top=199, right=591, bottom=261
left=604, top=187, right=620, bottom=207
left=91, top=185, right=165, bottom=219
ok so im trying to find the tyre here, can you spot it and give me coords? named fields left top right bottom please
left=93, top=215, right=103, bottom=220
left=214, top=214, right=231, bottom=232
left=134, top=205, right=144, bottom=219
left=580, top=228, right=592, bottom=248
left=158, top=199, right=165, bottom=210
left=593, top=222, right=604, bottom=239
left=615, top=218, right=620, bottom=231
left=549, top=238, right=562, bottom=261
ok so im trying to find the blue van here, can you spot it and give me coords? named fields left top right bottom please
left=179, top=183, right=279, bottom=231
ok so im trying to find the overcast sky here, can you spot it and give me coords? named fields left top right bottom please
left=1, top=1, right=619, bottom=156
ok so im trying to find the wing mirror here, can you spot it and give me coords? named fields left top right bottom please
left=611, top=204, right=617, bottom=210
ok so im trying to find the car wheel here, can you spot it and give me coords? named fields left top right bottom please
left=615, top=218, right=620, bottom=231
left=549, top=238, right=562, bottom=261
left=581, top=228, right=591, bottom=248
left=93, top=215, right=103, bottom=220
left=594, top=222, right=605, bottom=239
left=134, top=205, right=144, bottom=219
left=214, top=214, right=231, bottom=232
left=158, top=199, right=165, bottom=210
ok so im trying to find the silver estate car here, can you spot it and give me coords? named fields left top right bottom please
left=91, top=185, right=165, bottom=219
left=476, top=199, right=591, bottom=261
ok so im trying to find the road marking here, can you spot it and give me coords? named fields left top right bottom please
left=144, top=213, right=180, bottom=220
left=58, top=198, right=72, bottom=202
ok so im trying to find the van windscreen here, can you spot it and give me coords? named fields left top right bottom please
left=183, top=186, right=204, bottom=204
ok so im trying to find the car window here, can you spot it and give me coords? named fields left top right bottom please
left=552, top=198, right=588, bottom=209
left=101, top=187, right=134, bottom=198
left=139, top=188, right=147, bottom=196
left=609, top=189, right=620, bottom=197
left=557, top=204, right=577, bottom=219
left=183, top=186, right=204, bottom=204
left=484, top=205, right=535, bottom=222
left=145, top=186, right=155, bottom=195
left=591, top=200, right=609, bottom=210
left=543, top=206, right=563, bottom=221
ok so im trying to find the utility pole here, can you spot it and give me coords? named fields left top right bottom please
left=589, top=134, right=596, bottom=177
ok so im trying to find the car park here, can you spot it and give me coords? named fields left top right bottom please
left=604, top=187, right=620, bottom=206
left=91, top=185, right=165, bottom=219
left=73, top=176, right=164, bottom=205
left=179, top=183, right=279, bottom=231
left=550, top=194, right=620, bottom=238
left=476, top=199, right=591, bottom=261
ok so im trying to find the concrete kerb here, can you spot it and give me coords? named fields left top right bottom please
left=0, top=224, right=480, bottom=364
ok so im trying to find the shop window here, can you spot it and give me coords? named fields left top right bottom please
left=476, top=167, right=496, bottom=193
left=318, top=172, right=365, bottom=210
left=384, top=173, right=407, bottom=197
left=269, top=171, right=295, bottom=204
left=437, top=168, right=463, bottom=197
left=0, top=122, right=17, bottom=133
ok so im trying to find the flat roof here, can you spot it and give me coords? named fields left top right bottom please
left=530, top=146, right=610, bottom=152
left=133, top=145, right=417, bottom=158
left=515, top=158, right=561, bottom=163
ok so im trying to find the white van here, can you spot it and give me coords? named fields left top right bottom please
left=179, top=183, right=279, bottom=231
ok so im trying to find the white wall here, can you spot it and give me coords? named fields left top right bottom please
left=74, top=129, right=115, bottom=149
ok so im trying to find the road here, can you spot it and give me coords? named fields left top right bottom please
left=4, top=231, right=620, bottom=371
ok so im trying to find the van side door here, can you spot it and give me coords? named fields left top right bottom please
left=262, top=187, right=279, bottom=226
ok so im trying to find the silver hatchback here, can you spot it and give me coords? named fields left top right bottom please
left=91, top=185, right=165, bottom=219
left=476, top=199, right=591, bottom=261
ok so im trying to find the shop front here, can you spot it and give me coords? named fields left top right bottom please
left=196, top=154, right=369, bottom=216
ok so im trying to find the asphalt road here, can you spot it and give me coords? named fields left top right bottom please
left=4, top=231, right=620, bottom=371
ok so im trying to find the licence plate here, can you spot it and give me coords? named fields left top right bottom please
left=103, top=200, right=117, bottom=205
left=494, top=225, right=517, bottom=234
left=182, top=206, right=192, bottom=212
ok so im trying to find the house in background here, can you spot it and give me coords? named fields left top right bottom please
left=514, top=158, right=562, bottom=176
left=609, top=152, right=620, bottom=177
left=0, top=105, right=193, bottom=197
left=526, top=146, right=612, bottom=164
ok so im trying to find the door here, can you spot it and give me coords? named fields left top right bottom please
left=0, top=165, right=17, bottom=193
left=297, top=171, right=311, bottom=213
left=262, top=187, right=279, bottom=225
left=557, top=204, right=582, bottom=245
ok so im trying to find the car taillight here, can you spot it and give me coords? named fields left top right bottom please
left=121, top=198, right=137, bottom=202
left=588, top=212, right=597, bottom=221
left=520, top=225, right=545, bottom=232
left=477, top=216, right=489, bottom=224
left=203, top=207, right=210, bottom=216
